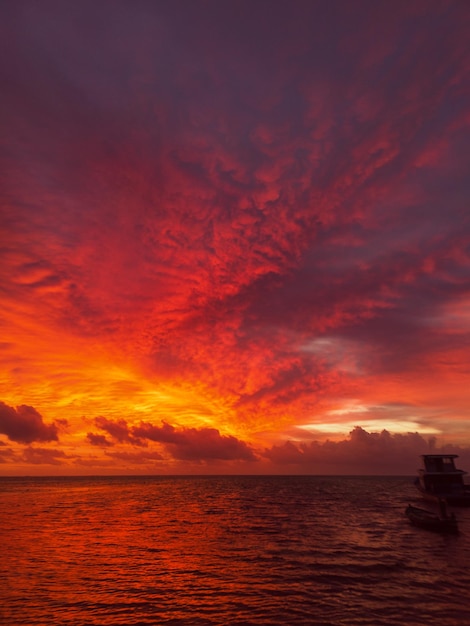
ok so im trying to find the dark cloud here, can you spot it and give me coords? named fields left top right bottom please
left=133, top=421, right=257, bottom=461
left=93, top=419, right=259, bottom=462
left=94, top=416, right=145, bottom=446
left=0, top=402, right=59, bottom=444
left=87, top=432, right=113, bottom=447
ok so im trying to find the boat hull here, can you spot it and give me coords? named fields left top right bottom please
left=405, top=505, right=459, bottom=534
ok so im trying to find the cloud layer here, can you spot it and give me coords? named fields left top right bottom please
left=3, top=409, right=470, bottom=476
left=1, top=1, right=469, bottom=473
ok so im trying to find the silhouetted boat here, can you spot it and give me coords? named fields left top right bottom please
left=405, top=504, right=459, bottom=534
left=414, top=454, right=470, bottom=506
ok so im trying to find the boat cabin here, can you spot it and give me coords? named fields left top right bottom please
left=418, top=454, right=467, bottom=495
left=415, top=454, right=470, bottom=505
left=420, top=454, right=462, bottom=474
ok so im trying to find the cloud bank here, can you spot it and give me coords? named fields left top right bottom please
left=0, top=1, right=469, bottom=473
left=88, top=417, right=257, bottom=462
left=6, top=413, right=470, bottom=475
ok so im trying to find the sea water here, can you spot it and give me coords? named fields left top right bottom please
left=1, top=475, right=469, bottom=625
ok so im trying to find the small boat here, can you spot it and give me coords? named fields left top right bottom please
left=405, top=503, right=459, bottom=534
left=414, top=454, right=470, bottom=506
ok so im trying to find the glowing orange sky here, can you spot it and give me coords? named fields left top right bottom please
left=1, top=0, right=470, bottom=474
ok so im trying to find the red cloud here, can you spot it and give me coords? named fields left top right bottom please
left=0, top=402, right=59, bottom=444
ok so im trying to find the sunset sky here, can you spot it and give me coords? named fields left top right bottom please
left=1, top=0, right=470, bottom=475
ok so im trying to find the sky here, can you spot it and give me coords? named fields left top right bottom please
left=1, top=0, right=470, bottom=475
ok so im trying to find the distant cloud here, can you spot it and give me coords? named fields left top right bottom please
left=0, top=444, right=15, bottom=464
left=71, top=457, right=115, bottom=468
left=263, top=427, right=470, bottom=475
left=133, top=421, right=258, bottom=462
left=22, top=446, right=68, bottom=465
left=105, top=450, right=164, bottom=464
left=0, top=402, right=59, bottom=444
left=87, top=432, right=113, bottom=447
left=84, top=417, right=470, bottom=473
left=91, top=417, right=257, bottom=462
left=94, top=416, right=145, bottom=446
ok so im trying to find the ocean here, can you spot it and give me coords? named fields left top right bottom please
left=1, top=475, right=469, bottom=625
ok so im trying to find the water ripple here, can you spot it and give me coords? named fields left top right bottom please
left=1, top=476, right=470, bottom=625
